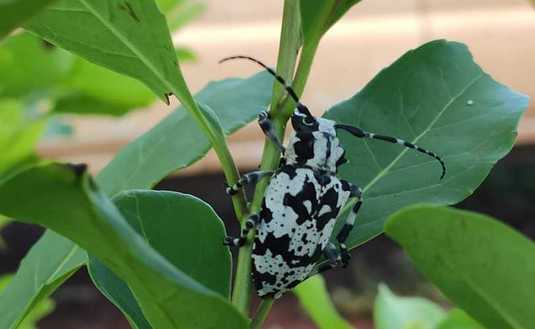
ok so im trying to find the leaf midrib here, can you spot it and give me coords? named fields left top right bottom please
left=362, top=73, right=484, bottom=193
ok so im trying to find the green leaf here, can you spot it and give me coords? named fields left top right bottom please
left=437, top=309, right=486, bottom=329
left=294, top=275, right=354, bottom=329
left=25, top=0, right=185, bottom=102
left=325, top=1, right=363, bottom=32
left=325, top=40, right=528, bottom=249
left=299, top=0, right=362, bottom=43
left=166, top=2, right=205, bottom=31
left=175, top=47, right=197, bottom=62
left=385, top=205, right=535, bottom=329
left=0, top=164, right=248, bottom=329
left=0, top=33, right=73, bottom=98
left=0, top=275, right=55, bottom=329
left=52, top=93, right=137, bottom=116
left=55, top=57, right=156, bottom=114
left=0, top=99, right=46, bottom=178
left=0, top=231, right=86, bottom=329
left=374, top=284, right=446, bottom=329
left=299, top=0, right=333, bottom=44
left=0, top=72, right=271, bottom=329
left=89, top=258, right=152, bottom=329
left=97, top=71, right=273, bottom=196
left=0, top=0, right=55, bottom=40
left=89, top=190, right=232, bottom=329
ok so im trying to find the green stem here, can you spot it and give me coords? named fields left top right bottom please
left=280, top=39, right=320, bottom=118
left=231, top=0, right=302, bottom=313
left=230, top=0, right=323, bottom=317
left=250, top=298, right=274, bottom=329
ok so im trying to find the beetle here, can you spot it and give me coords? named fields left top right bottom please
left=221, top=56, right=446, bottom=299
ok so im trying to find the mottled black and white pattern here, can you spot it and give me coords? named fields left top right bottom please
left=219, top=55, right=445, bottom=300
left=252, top=165, right=351, bottom=297
left=285, top=118, right=346, bottom=174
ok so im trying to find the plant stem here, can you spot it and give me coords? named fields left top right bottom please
left=231, top=3, right=323, bottom=319
left=231, top=0, right=302, bottom=313
left=250, top=298, right=274, bottom=329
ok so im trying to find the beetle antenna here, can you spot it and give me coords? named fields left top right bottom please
left=335, top=124, right=446, bottom=179
left=219, top=55, right=312, bottom=117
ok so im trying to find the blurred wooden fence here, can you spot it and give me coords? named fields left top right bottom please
left=38, top=0, right=535, bottom=175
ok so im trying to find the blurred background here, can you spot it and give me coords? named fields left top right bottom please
left=1, top=0, right=534, bottom=328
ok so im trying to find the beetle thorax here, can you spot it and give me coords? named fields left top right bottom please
left=285, top=118, right=345, bottom=173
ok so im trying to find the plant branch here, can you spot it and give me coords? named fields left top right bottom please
left=231, top=0, right=302, bottom=313
left=250, top=298, right=274, bottom=329
left=280, top=39, right=320, bottom=118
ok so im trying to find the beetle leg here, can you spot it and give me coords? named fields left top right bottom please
left=225, top=170, right=274, bottom=195
left=258, top=111, right=285, bottom=154
left=336, top=182, right=363, bottom=267
left=223, top=214, right=260, bottom=247
left=315, top=242, right=341, bottom=274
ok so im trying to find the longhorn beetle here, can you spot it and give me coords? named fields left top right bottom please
left=221, top=56, right=446, bottom=299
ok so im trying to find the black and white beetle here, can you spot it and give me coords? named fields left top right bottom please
left=221, top=56, right=446, bottom=299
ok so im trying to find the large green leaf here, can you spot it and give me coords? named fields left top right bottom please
left=437, top=309, right=486, bottom=329
left=0, top=231, right=85, bottom=329
left=294, top=275, right=354, bottom=329
left=0, top=0, right=55, bottom=40
left=0, top=33, right=73, bottom=98
left=373, top=284, right=446, bottom=329
left=0, top=275, right=55, bottom=329
left=24, top=0, right=185, bottom=102
left=385, top=205, right=535, bottom=329
left=0, top=164, right=248, bottom=329
left=89, top=190, right=232, bottom=329
left=325, top=40, right=528, bottom=249
left=97, top=71, right=273, bottom=196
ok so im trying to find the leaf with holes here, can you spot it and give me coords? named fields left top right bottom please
left=24, top=0, right=186, bottom=102
left=385, top=205, right=535, bottom=329
left=324, top=39, right=528, bottom=249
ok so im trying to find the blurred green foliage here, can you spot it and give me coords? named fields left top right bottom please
left=0, top=0, right=203, bottom=179
left=0, top=275, right=55, bottom=329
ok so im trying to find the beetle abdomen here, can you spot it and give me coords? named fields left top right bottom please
left=251, top=165, right=351, bottom=297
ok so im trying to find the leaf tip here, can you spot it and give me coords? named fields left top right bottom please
left=65, top=163, right=88, bottom=177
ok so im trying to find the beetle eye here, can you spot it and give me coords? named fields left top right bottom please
left=302, top=116, right=315, bottom=126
